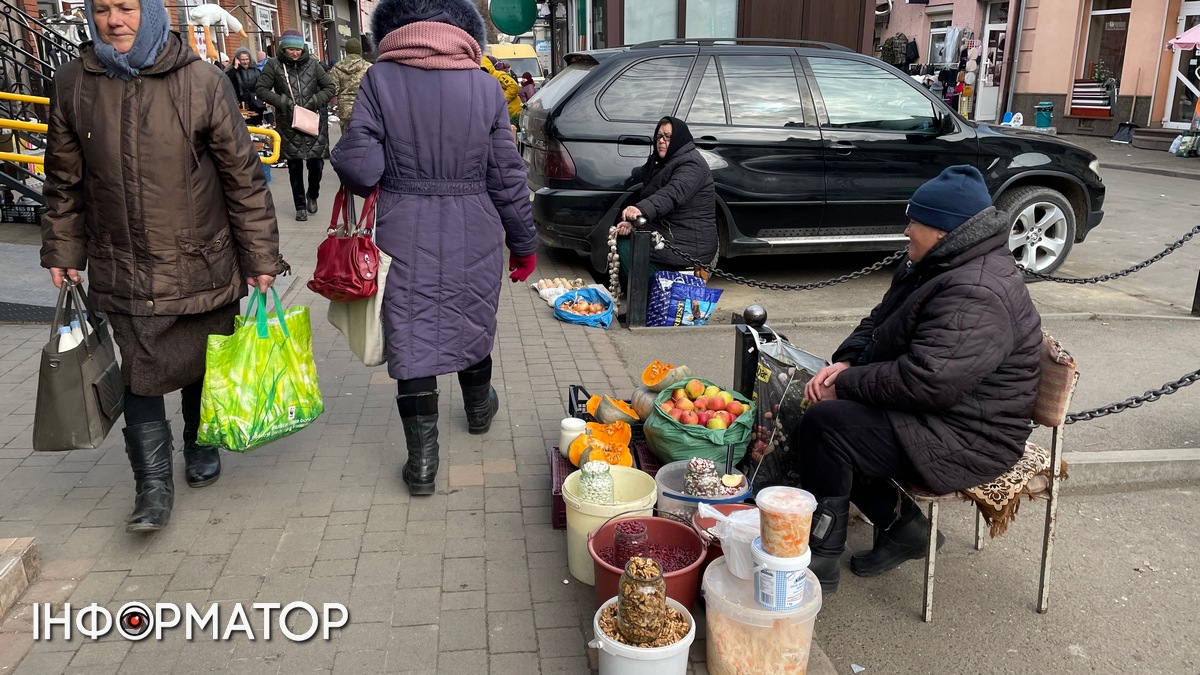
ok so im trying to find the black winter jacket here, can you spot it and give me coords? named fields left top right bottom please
left=633, top=135, right=718, bottom=268
left=227, top=64, right=262, bottom=112
left=832, top=207, right=1042, bottom=494
left=256, top=52, right=335, bottom=160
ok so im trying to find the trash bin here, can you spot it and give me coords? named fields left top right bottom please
left=1035, top=101, right=1054, bottom=128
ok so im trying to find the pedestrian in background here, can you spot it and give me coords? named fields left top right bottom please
left=517, top=71, right=535, bottom=103
left=227, top=47, right=264, bottom=124
left=329, top=37, right=370, bottom=132
left=41, top=0, right=286, bottom=533
left=332, top=0, right=537, bottom=496
left=256, top=49, right=267, bottom=71
left=481, top=55, right=520, bottom=126
left=257, top=29, right=335, bottom=221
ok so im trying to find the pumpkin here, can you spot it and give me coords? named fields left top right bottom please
left=580, top=444, right=634, bottom=468
left=641, top=360, right=694, bottom=392
left=586, top=395, right=601, bottom=417
left=595, top=396, right=639, bottom=424
left=568, top=421, right=632, bottom=466
left=629, top=386, right=658, bottom=421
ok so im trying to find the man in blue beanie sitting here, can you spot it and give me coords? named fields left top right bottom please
left=785, top=165, right=1043, bottom=594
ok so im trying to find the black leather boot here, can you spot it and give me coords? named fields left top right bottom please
left=397, top=391, right=440, bottom=496
left=124, top=421, right=175, bottom=533
left=181, top=424, right=221, bottom=488
left=808, top=496, right=850, bottom=595
left=850, top=499, right=943, bottom=577
left=458, top=361, right=498, bottom=435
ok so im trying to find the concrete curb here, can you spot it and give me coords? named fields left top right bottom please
left=1099, top=162, right=1200, bottom=182
left=0, top=538, right=39, bottom=622
left=1062, top=448, right=1200, bottom=489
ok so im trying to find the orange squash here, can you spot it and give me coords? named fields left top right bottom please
left=640, top=360, right=693, bottom=392
left=586, top=395, right=601, bottom=417
left=580, top=444, right=634, bottom=468
left=568, top=421, right=633, bottom=466
left=596, top=396, right=639, bottom=424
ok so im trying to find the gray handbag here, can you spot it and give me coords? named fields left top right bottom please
left=32, top=280, right=125, bottom=452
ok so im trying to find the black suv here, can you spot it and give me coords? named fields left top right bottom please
left=520, top=39, right=1105, bottom=275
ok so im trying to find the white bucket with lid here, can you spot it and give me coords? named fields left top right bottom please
left=589, top=596, right=696, bottom=675
left=751, top=536, right=810, bottom=610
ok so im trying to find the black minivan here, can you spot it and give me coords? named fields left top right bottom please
left=520, top=39, right=1105, bottom=275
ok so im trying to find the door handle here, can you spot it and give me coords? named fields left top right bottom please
left=695, top=136, right=718, bottom=149
left=618, top=135, right=652, bottom=145
left=827, top=140, right=856, bottom=155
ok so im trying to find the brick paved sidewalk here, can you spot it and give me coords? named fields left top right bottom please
left=0, top=173, right=733, bottom=673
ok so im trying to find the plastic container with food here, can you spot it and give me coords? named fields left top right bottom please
left=702, top=556, right=822, bottom=675
left=755, top=486, right=817, bottom=558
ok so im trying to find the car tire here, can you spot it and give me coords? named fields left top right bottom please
left=995, top=186, right=1076, bottom=277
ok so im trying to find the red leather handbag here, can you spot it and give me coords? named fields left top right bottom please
left=307, top=187, right=381, bottom=303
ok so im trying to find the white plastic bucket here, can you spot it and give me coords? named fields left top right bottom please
left=562, top=466, right=657, bottom=585
left=751, top=536, right=810, bottom=610
left=653, top=460, right=750, bottom=519
left=724, top=513, right=760, bottom=580
left=589, top=597, right=696, bottom=675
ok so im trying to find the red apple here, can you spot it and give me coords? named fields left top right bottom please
left=680, top=410, right=699, bottom=426
left=696, top=411, right=713, bottom=426
left=693, top=396, right=709, bottom=412
left=684, top=379, right=706, bottom=400
left=714, top=410, right=733, bottom=426
left=659, top=400, right=675, bottom=413
left=668, top=408, right=684, bottom=422
left=726, top=400, right=745, bottom=417
left=707, top=396, right=727, bottom=412
left=674, top=398, right=695, bottom=412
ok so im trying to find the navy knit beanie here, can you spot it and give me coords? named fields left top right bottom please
left=906, top=165, right=992, bottom=232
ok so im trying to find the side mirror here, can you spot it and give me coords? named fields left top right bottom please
left=937, top=113, right=956, bottom=136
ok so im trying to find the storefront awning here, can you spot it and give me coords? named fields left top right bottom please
left=1167, top=24, right=1200, bottom=51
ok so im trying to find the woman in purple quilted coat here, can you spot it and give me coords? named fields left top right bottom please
left=331, top=0, right=537, bottom=496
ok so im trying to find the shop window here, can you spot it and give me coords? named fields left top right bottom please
left=1082, top=0, right=1131, bottom=82
left=929, top=18, right=952, bottom=64
left=721, top=56, right=804, bottom=127
left=625, top=0, right=677, bottom=45
left=687, top=60, right=728, bottom=125
left=598, top=57, right=692, bottom=121
left=685, top=0, right=737, bottom=38
left=592, top=1, right=606, bottom=49
left=809, top=57, right=936, bottom=132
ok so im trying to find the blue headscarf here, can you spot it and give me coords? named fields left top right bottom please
left=83, top=0, right=171, bottom=80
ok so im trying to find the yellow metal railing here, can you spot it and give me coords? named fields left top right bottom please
left=0, top=91, right=282, bottom=165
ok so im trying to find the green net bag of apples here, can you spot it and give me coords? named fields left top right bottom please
left=643, top=378, right=755, bottom=466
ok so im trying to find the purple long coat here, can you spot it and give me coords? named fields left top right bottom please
left=331, top=61, right=536, bottom=381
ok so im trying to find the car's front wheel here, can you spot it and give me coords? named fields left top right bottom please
left=996, top=186, right=1077, bottom=276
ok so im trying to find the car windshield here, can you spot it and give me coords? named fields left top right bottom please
left=505, top=58, right=543, bottom=79
left=529, top=61, right=595, bottom=109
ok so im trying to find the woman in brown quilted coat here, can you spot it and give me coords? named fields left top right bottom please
left=40, top=0, right=286, bottom=533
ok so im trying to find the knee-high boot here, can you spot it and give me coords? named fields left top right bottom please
left=808, top=496, right=850, bottom=594
left=397, top=391, right=439, bottom=496
left=458, top=360, right=498, bottom=435
left=124, top=421, right=175, bottom=533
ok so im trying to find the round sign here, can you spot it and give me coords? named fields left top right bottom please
left=964, top=72, right=977, bottom=85
left=966, top=60, right=978, bottom=73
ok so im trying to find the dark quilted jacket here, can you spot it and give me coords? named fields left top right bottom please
left=256, top=52, right=334, bottom=160
left=832, top=208, right=1043, bottom=494
left=634, top=141, right=718, bottom=268
left=330, top=61, right=537, bottom=381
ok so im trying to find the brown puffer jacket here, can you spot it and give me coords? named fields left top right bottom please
left=831, top=207, right=1043, bottom=494
left=40, top=33, right=285, bottom=316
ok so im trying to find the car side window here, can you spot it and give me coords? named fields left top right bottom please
left=720, top=55, right=805, bottom=127
left=687, top=60, right=728, bottom=125
left=808, top=57, right=937, bottom=132
left=598, top=57, right=693, bottom=122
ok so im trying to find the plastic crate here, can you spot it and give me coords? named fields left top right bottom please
left=632, top=439, right=660, bottom=478
left=549, top=444, right=573, bottom=530
left=567, top=384, right=645, bottom=439
left=1, top=204, right=40, bottom=224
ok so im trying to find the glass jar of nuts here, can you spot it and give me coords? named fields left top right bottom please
left=617, top=556, right=667, bottom=644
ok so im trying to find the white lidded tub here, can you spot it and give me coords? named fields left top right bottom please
left=589, top=596, right=696, bottom=675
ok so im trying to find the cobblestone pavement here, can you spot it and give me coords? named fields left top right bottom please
left=0, top=167, right=762, bottom=673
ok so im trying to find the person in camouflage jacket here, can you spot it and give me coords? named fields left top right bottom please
left=330, top=38, right=371, bottom=131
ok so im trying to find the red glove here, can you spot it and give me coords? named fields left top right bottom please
left=508, top=252, right=536, bottom=283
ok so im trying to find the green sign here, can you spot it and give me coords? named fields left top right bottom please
left=490, top=0, right=537, bottom=36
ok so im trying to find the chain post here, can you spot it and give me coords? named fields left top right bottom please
left=733, top=305, right=768, bottom=399
left=626, top=230, right=651, bottom=328
left=1193, top=269, right=1200, bottom=317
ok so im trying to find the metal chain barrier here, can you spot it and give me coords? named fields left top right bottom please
left=1064, top=367, right=1200, bottom=423
left=1020, top=224, right=1200, bottom=283
left=648, top=233, right=907, bottom=291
